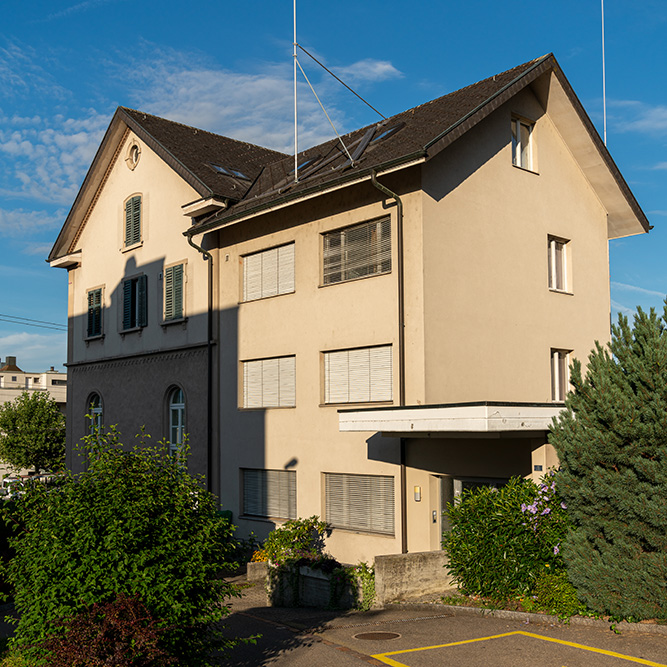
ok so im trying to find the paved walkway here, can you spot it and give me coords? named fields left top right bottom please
left=222, top=578, right=667, bottom=667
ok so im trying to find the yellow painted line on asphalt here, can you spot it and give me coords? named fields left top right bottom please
left=371, top=630, right=667, bottom=667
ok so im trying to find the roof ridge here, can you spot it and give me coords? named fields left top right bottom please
left=120, top=107, right=288, bottom=156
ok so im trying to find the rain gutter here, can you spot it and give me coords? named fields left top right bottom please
left=370, top=170, right=408, bottom=554
left=186, top=234, right=215, bottom=495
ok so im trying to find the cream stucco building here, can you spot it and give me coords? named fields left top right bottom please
left=49, top=54, right=648, bottom=563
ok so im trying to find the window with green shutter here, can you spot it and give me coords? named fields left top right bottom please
left=122, top=275, right=147, bottom=330
left=124, top=195, right=142, bottom=247
left=86, top=288, right=102, bottom=338
left=164, top=263, right=184, bottom=321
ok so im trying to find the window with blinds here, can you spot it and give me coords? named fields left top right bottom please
left=124, top=195, right=141, bottom=247
left=325, top=473, right=394, bottom=535
left=87, top=288, right=102, bottom=338
left=243, top=243, right=295, bottom=302
left=164, top=263, right=184, bottom=321
left=324, top=345, right=392, bottom=404
left=242, top=468, right=296, bottom=519
left=323, top=218, right=391, bottom=285
left=242, top=356, right=296, bottom=408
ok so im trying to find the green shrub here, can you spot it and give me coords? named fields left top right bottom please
left=443, top=476, right=570, bottom=601
left=550, top=306, right=667, bottom=620
left=260, top=516, right=331, bottom=564
left=530, top=569, right=583, bottom=619
left=3, top=427, right=241, bottom=666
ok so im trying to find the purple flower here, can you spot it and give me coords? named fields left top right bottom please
left=521, top=503, right=527, bottom=512
left=553, top=544, right=560, bottom=555
left=561, top=502, right=567, bottom=509
left=541, top=507, right=551, bottom=515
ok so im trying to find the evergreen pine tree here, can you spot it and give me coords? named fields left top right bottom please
left=550, top=306, right=667, bottom=620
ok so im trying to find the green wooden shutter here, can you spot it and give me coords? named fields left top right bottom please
left=165, top=264, right=183, bottom=320
left=164, top=266, right=174, bottom=320
left=87, top=289, right=101, bottom=337
left=122, top=279, right=132, bottom=329
left=137, top=275, right=147, bottom=327
left=172, top=264, right=183, bottom=320
left=125, top=196, right=141, bottom=246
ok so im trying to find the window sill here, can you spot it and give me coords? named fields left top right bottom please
left=319, top=270, right=391, bottom=289
left=84, top=334, right=105, bottom=344
left=320, top=400, right=393, bottom=408
left=240, top=291, right=295, bottom=305
left=329, top=526, right=395, bottom=538
left=239, top=514, right=293, bottom=524
left=512, top=164, right=539, bottom=175
left=238, top=405, right=296, bottom=411
left=120, top=327, right=144, bottom=337
left=548, top=288, right=573, bottom=296
left=161, top=317, right=188, bottom=328
left=121, top=241, right=143, bottom=253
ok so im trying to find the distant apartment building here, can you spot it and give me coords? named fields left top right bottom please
left=49, top=54, right=648, bottom=563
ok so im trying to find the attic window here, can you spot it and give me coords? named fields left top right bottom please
left=209, top=163, right=250, bottom=180
left=370, top=123, right=405, bottom=145
left=125, top=142, right=141, bottom=171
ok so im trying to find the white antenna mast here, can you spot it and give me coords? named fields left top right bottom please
left=293, top=0, right=298, bottom=181
left=601, top=0, right=607, bottom=145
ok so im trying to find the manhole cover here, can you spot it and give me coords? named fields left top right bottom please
left=353, top=632, right=401, bottom=641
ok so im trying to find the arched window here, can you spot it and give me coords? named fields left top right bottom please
left=87, top=393, right=103, bottom=434
left=168, top=387, right=185, bottom=455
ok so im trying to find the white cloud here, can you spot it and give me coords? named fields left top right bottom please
left=117, top=46, right=401, bottom=153
left=0, top=208, right=62, bottom=236
left=333, top=59, right=403, bottom=84
left=0, top=42, right=68, bottom=101
left=610, top=300, right=635, bottom=316
left=609, top=99, right=667, bottom=135
left=0, top=331, right=66, bottom=372
left=611, top=281, right=666, bottom=298
left=653, top=162, right=667, bottom=170
left=43, top=0, right=128, bottom=21
left=0, top=111, right=109, bottom=205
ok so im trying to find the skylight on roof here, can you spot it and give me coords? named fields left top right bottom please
left=370, top=123, right=405, bottom=145
left=208, top=163, right=250, bottom=180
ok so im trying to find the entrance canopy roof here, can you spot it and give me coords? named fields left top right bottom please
left=338, top=401, right=565, bottom=437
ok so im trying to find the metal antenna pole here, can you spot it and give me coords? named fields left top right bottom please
left=601, top=0, right=607, bottom=146
left=293, top=0, right=298, bottom=181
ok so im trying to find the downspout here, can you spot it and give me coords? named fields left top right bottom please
left=370, top=171, right=408, bottom=554
left=187, top=234, right=214, bottom=495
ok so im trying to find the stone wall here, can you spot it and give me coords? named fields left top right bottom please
left=374, top=551, right=455, bottom=604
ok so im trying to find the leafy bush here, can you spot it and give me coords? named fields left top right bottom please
left=3, top=427, right=241, bottom=666
left=35, top=594, right=176, bottom=666
left=443, top=476, right=570, bottom=601
left=550, top=306, right=667, bottom=620
left=529, top=570, right=583, bottom=619
left=259, top=516, right=331, bottom=564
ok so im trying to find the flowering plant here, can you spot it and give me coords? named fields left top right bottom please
left=520, top=470, right=571, bottom=564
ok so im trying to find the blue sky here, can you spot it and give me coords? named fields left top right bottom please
left=1, top=1, right=666, bottom=371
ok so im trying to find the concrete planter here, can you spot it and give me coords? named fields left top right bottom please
left=247, top=561, right=269, bottom=583
left=267, top=564, right=359, bottom=609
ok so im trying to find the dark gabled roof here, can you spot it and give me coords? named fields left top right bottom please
left=188, top=53, right=649, bottom=238
left=190, top=56, right=551, bottom=232
left=120, top=108, right=287, bottom=201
